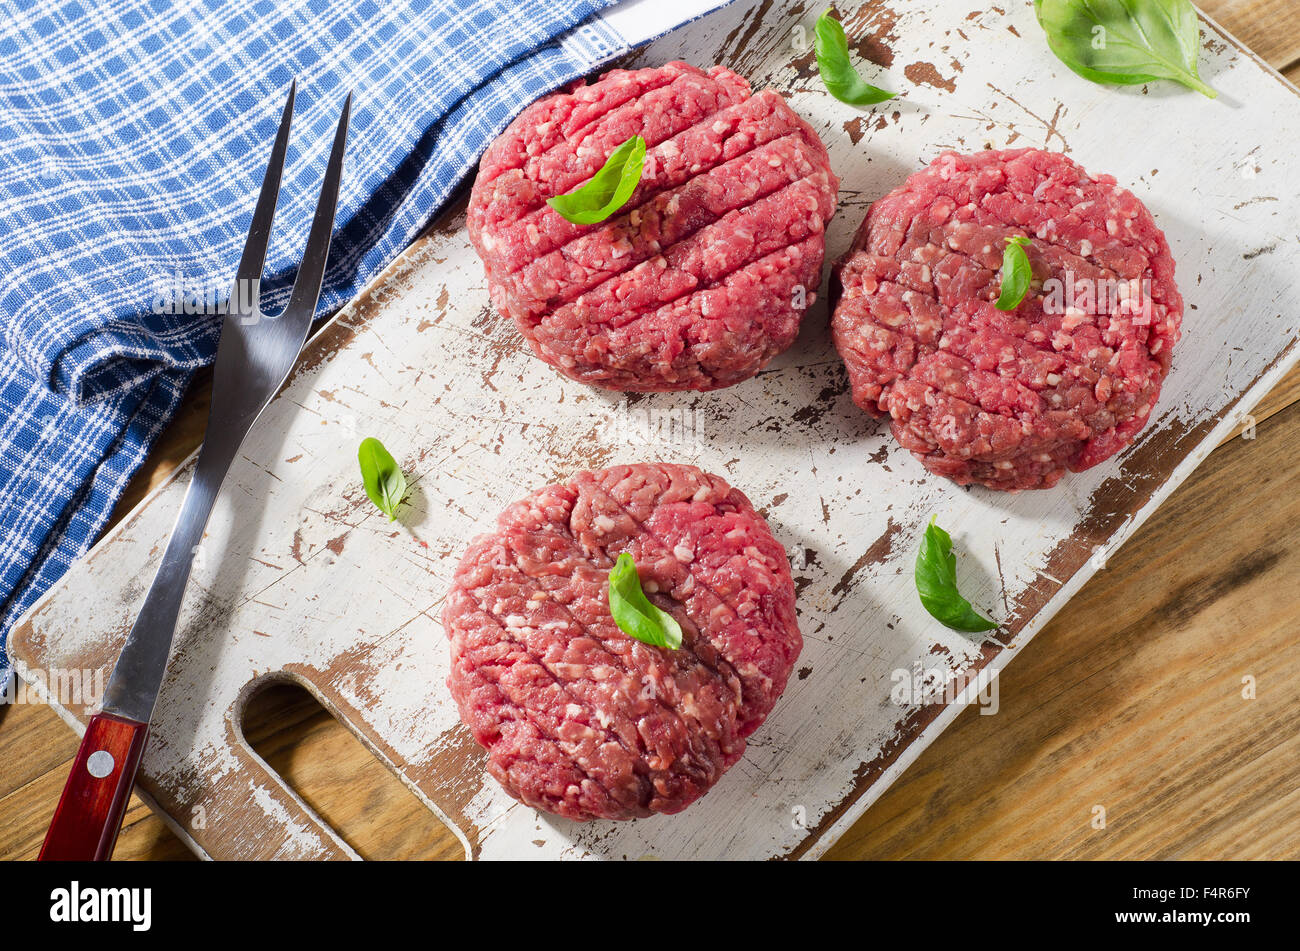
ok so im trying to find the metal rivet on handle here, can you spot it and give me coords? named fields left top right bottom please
left=86, top=750, right=115, bottom=779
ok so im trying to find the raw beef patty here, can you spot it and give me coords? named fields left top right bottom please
left=442, top=463, right=802, bottom=820
left=831, top=148, right=1183, bottom=490
left=468, top=61, right=839, bottom=392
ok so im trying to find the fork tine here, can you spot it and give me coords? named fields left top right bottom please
left=232, top=81, right=296, bottom=298
left=283, top=91, right=352, bottom=328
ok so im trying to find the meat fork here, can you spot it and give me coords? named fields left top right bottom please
left=39, top=82, right=352, bottom=861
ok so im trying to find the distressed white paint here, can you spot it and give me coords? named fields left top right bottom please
left=12, top=1, right=1300, bottom=860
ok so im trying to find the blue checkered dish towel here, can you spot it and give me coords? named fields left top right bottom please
left=0, top=0, right=735, bottom=679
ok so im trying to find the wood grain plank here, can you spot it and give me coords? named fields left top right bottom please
left=0, top=698, right=79, bottom=800
left=824, top=399, right=1300, bottom=859
left=240, top=683, right=462, bottom=861
left=0, top=681, right=465, bottom=861
left=1220, top=362, right=1300, bottom=442
left=1203, top=0, right=1300, bottom=73
left=0, top=740, right=167, bottom=862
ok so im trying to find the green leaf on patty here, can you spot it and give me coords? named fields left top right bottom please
left=915, top=517, right=997, bottom=633
left=995, top=235, right=1033, bottom=311
left=814, top=9, right=896, bottom=105
left=608, top=552, right=683, bottom=649
left=546, top=134, right=646, bottom=225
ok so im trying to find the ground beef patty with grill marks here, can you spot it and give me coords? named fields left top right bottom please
left=832, top=148, right=1183, bottom=491
left=442, top=463, right=802, bottom=821
left=468, top=61, right=839, bottom=392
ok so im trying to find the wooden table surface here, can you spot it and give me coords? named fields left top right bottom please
left=2, top=0, right=1298, bottom=861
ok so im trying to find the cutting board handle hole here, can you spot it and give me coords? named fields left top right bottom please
left=240, top=679, right=464, bottom=860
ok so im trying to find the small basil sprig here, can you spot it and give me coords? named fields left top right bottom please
left=1033, top=0, right=1217, bottom=99
left=915, top=517, right=997, bottom=633
left=546, top=135, right=646, bottom=225
left=995, top=235, right=1032, bottom=311
left=358, top=437, right=407, bottom=522
left=608, top=552, right=682, bottom=649
left=814, top=9, right=895, bottom=106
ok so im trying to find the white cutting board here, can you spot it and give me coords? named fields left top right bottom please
left=12, top=0, right=1300, bottom=859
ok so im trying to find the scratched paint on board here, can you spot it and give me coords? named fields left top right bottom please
left=11, top=0, right=1300, bottom=859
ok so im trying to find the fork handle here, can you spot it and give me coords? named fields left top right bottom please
left=39, top=713, right=149, bottom=861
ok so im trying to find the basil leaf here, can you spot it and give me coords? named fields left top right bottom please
left=915, top=517, right=997, bottom=633
left=814, top=9, right=895, bottom=106
left=995, top=235, right=1033, bottom=311
left=358, top=437, right=406, bottom=522
left=1034, top=0, right=1217, bottom=99
left=546, top=135, right=646, bottom=225
left=608, top=552, right=683, bottom=649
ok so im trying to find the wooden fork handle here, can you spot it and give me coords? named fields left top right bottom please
left=39, top=712, right=149, bottom=861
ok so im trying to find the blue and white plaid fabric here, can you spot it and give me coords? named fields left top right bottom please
left=0, top=0, right=732, bottom=678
